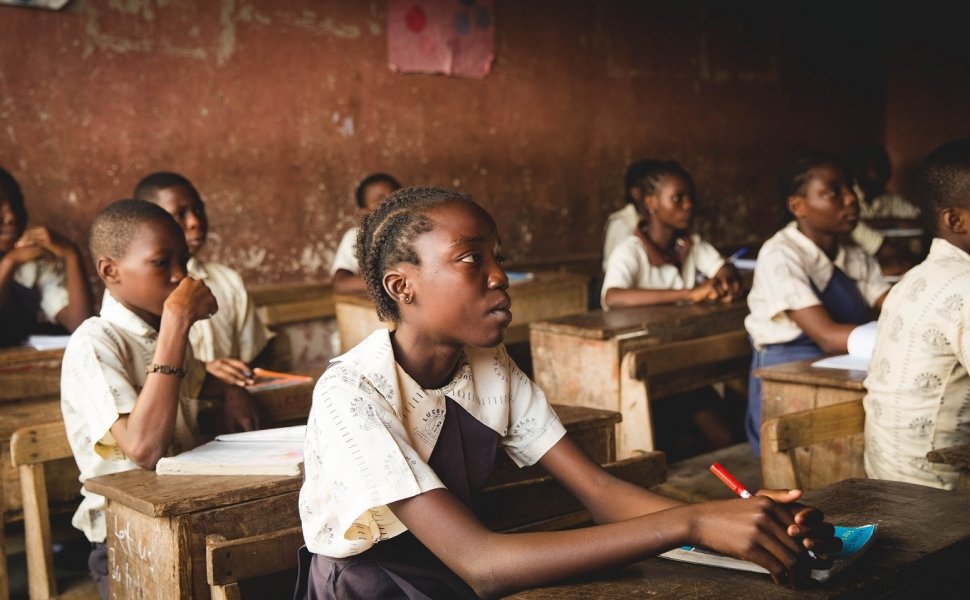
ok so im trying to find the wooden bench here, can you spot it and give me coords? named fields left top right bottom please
left=9, top=421, right=97, bottom=600
left=926, top=442, right=970, bottom=492
left=760, top=399, right=866, bottom=490
left=206, top=527, right=304, bottom=600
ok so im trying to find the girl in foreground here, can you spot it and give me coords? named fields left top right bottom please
left=297, top=187, right=836, bottom=599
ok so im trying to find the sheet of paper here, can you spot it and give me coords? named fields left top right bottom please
left=215, top=425, right=307, bottom=443
left=26, top=334, right=72, bottom=350
left=812, top=354, right=870, bottom=371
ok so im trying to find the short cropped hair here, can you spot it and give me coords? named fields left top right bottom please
left=354, top=173, right=402, bottom=209
left=915, top=139, right=970, bottom=227
left=0, top=166, right=27, bottom=231
left=89, top=199, right=178, bottom=260
left=133, top=171, right=202, bottom=204
left=356, top=186, right=472, bottom=322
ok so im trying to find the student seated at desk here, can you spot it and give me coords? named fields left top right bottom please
left=864, top=139, right=970, bottom=490
left=296, top=186, right=838, bottom=599
left=745, top=152, right=890, bottom=452
left=601, top=159, right=650, bottom=273
left=601, top=160, right=741, bottom=310
left=331, top=172, right=401, bottom=294
left=849, top=143, right=921, bottom=276
left=0, top=166, right=93, bottom=346
left=60, top=200, right=260, bottom=598
left=134, top=172, right=274, bottom=393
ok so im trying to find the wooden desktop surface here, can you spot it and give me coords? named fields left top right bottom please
left=755, top=358, right=868, bottom=489
left=529, top=301, right=747, bottom=341
left=511, top=478, right=970, bottom=599
left=334, top=270, right=589, bottom=351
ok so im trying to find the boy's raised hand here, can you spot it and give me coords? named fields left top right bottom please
left=163, top=277, right=218, bottom=325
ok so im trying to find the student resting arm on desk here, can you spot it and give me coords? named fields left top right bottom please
left=295, top=186, right=838, bottom=600
left=744, top=152, right=890, bottom=453
left=602, top=160, right=741, bottom=310
left=0, top=166, right=93, bottom=346
left=60, top=200, right=258, bottom=598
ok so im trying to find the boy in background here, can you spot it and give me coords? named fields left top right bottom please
left=61, top=199, right=257, bottom=597
left=134, top=172, right=273, bottom=397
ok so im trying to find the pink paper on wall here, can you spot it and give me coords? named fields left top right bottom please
left=387, top=0, right=495, bottom=79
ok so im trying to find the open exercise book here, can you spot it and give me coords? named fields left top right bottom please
left=811, top=321, right=878, bottom=372
left=659, top=524, right=877, bottom=583
left=155, top=425, right=306, bottom=476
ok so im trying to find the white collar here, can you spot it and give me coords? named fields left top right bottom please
left=99, top=291, right=158, bottom=338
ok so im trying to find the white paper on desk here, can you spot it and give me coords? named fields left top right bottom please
left=26, top=334, right=71, bottom=350
left=156, top=440, right=304, bottom=476
left=880, top=227, right=924, bottom=238
left=215, top=425, right=306, bottom=443
left=729, top=257, right=757, bottom=270
left=812, top=321, right=877, bottom=371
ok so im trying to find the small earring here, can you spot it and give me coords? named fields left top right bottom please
left=402, top=295, right=413, bottom=304
left=648, top=207, right=656, bottom=215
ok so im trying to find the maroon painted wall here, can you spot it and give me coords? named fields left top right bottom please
left=0, top=1, right=901, bottom=286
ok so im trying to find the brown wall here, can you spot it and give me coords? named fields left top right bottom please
left=0, top=1, right=912, bottom=286
left=885, top=6, right=970, bottom=196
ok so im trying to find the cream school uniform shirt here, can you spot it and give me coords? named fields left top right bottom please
left=864, top=238, right=970, bottom=490
left=299, top=329, right=566, bottom=557
left=745, top=223, right=889, bottom=349
left=600, top=233, right=725, bottom=309
left=13, top=256, right=70, bottom=323
left=60, top=292, right=205, bottom=542
left=187, top=257, right=273, bottom=363
left=331, top=227, right=360, bottom=276
left=602, top=204, right=639, bottom=272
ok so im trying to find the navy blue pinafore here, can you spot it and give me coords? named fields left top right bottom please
left=745, top=267, right=871, bottom=454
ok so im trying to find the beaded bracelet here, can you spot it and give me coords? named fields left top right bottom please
left=145, top=363, right=187, bottom=379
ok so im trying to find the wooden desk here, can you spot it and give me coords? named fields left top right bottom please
left=511, top=478, right=970, bottom=599
left=530, top=302, right=750, bottom=458
left=0, top=346, right=78, bottom=522
left=85, top=403, right=660, bottom=599
left=756, top=359, right=867, bottom=489
left=334, top=271, right=589, bottom=353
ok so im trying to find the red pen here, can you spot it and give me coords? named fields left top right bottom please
left=710, top=462, right=752, bottom=498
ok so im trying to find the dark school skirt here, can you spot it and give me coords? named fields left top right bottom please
left=295, top=396, right=498, bottom=600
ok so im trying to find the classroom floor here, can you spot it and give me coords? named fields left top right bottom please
left=4, top=514, right=93, bottom=600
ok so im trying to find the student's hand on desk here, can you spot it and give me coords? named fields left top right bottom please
left=756, top=488, right=840, bottom=564
left=163, top=277, right=218, bottom=325
left=207, top=358, right=256, bottom=386
left=712, top=264, right=744, bottom=302
left=222, top=385, right=260, bottom=433
left=687, top=279, right=720, bottom=303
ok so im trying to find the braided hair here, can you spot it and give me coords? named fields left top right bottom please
left=356, top=186, right=473, bottom=322
left=625, top=160, right=694, bottom=207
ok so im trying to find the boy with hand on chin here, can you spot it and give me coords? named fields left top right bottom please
left=60, top=199, right=258, bottom=598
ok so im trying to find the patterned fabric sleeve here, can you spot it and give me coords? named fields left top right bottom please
left=499, top=347, right=566, bottom=467
left=300, top=363, right=445, bottom=557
